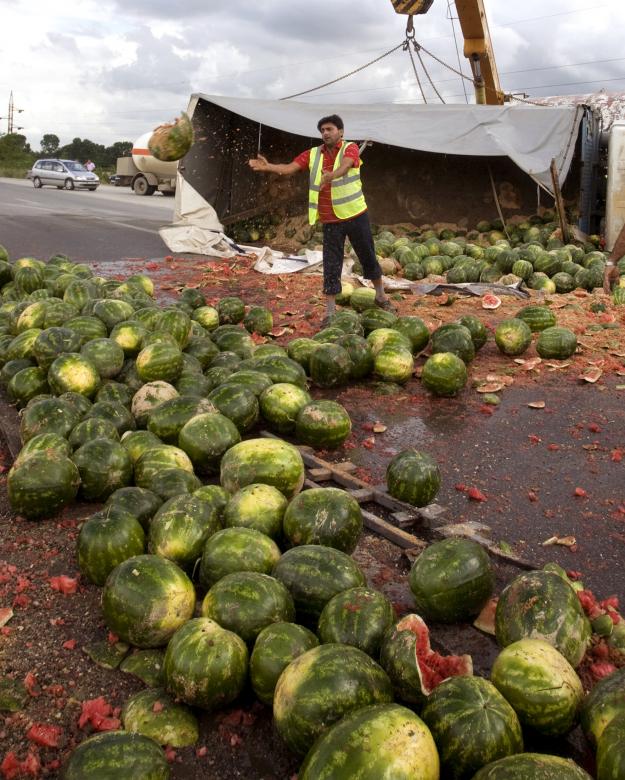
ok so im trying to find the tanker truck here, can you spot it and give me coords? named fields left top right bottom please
left=113, top=131, right=177, bottom=196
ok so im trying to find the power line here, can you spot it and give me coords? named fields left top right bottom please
left=495, top=2, right=618, bottom=26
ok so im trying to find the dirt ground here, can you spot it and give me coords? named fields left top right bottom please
left=1, top=250, right=625, bottom=777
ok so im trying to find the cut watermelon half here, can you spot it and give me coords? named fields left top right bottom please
left=482, top=294, right=502, bottom=310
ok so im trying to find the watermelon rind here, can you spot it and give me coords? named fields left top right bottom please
left=77, top=507, right=146, bottom=585
left=63, top=731, right=170, bottom=779
left=220, top=438, right=305, bottom=499
left=386, top=449, right=441, bottom=508
left=121, top=688, right=199, bottom=747
left=222, top=483, right=287, bottom=539
left=596, top=711, right=625, bottom=780
left=199, top=527, right=281, bottom=589
left=580, top=666, right=625, bottom=745
left=471, top=752, right=592, bottom=779
left=282, top=487, right=363, bottom=554
left=317, top=587, right=395, bottom=657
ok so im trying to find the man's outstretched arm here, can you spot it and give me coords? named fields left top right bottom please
left=248, top=154, right=301, bottom=176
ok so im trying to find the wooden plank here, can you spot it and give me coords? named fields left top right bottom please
left=334, top=461, right=357, bottom=473
left=307, top=467, right=332, bottom=481
left=550, top=158, right=570, bottom=244
left=348, top=488, right=375, bottom=503
left=360, top=508, right=426, bottom=549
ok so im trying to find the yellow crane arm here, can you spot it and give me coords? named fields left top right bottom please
left=454, top=0, right=504, bottom=104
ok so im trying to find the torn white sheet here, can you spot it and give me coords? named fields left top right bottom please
left=354, top=274, right=413, bottom=290
left=253, top=249, right=322, bottom=274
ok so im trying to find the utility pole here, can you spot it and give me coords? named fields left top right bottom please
left=0, top=92, right=25, bottom=134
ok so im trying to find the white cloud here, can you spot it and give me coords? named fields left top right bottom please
left=0, top=0, right=622, bottom=148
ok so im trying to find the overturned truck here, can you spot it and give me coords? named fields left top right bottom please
left=160, top=93, right=611, bottom=256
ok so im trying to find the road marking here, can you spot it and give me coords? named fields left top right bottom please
left=99, top=218, right=160, bottom=235
left=14, top=199, right=54, bottom=212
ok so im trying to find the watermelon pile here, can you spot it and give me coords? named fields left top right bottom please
left=1, top=245, right=623, bottom=778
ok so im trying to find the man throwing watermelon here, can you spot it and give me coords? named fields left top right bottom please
left=249, top=114, right=395, bottom=325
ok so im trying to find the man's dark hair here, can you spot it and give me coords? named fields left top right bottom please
left=317, top=114, right=344, bottom=132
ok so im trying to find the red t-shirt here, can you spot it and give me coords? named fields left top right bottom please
left=293, top=141, right=365, bottom=224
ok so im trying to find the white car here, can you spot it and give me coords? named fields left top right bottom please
left=28, top=159, right=99, bottom=191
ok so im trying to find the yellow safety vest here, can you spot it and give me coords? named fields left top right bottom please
left=308, top=141, right=367, bottom=225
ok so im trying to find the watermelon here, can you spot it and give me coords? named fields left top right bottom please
left=386, top=449, right=441, bottom=508
left=106, top=486, right=162, bottom=530
left=494, top=319, right=532, bottom=357
left=96, top=381, right=133, bottom=407
left=457, top=315, right=488, bottom=351
left=318, top=587, right=395, bottom=656
left=374, top=346, right=414, bottom=383
left=421, top=676, right=523, bottom=779
left=282, top=487, right=363, bottom=553
left=253, top=344, right=288, bottom=359
left=87, top=400, right=136, bottom=435
left=19, top=397, right=79, bottom=442
left=68, top=417, right=120, bottom=449
left=16, top=302, right=49, bottom=333
left=63, top=731, right=170, bottom=779
left=212, top=329, right=255, bottom=359
left=59, top=390, right=93, bottom=419
left=120, top=430, right=163, bottom=465
left=259, top=382, right=312, bottom=434
left=243, top=305, right=273, bottom=334
left=7, top=451, right=80, bottom=520
left=48, top=353, right=100, bottom=396
left=201, top=571, right=295, bottom=642
left=361, top=309, right=397, bottom=336
left=580, top=666, right=625, bottom=745
left=163, top=617, right=247, bottom=709
left=380, top=614, right=473, bottom=706
left=335, top=334, right=374, bottom=379
left=273, top=643, right=393, bottom=756
left=596, top=711, right=625, bottom=780
left=7, top=366, right=49, bottom=407
left=131, top=382, right=179, bottom=428
left=154, top=309, right=191, bottom=349
left=307, top=343, right=352, bottom=388
left=209, top=349, right=241, bottom=371
left=134, top=445, right=194, bottom=489
left=192, top=305, right=220, bottom=331
left=490, top=638, right=583, bottom=736
left=421, top=352, right=467, bottom=396
left=220, top=437, right=304, bottom=498
left=77, top=507, right=146, bottom=585
left=135, top=342, right=183, bottom=383
left=495, top=571, right=591, bottom=668
left=514, top=305, right=557, bottom=332
left=177, top=412, right=241, bottom=473
left=217, top=296, right=245, bottom=324
left=295, top=400, right=352, bottom=450
left=33, top=326, right=82, bottom=369
left=250, top=622, right=319, bottom=706
left=298, top=703, right=439, bottom=780
left=287, top=338, right=320, bottom=373
left=272, top=544, right=366, bottom=620
left=431, top=324, right=475, bottom=364
left=1, top=359, right=34, bottom=389
left=122, top=688, right=198, bottom=747
left=207, top=384, right=259, bottom=432
left=409, top=538, right=494, bottom=623
left=393, top=315, right=430, bottom=352
left=6, top=329, right=42, bottom=361
left=350, top=288, right=377, bottom=312
left=116, top=359, right=143, bottom=392
left=220, top=368, right=273, bottom=398
left=148, top=495, right=221, bottom=567
left=13, top=432, right=71, bottom=468
left=222, top=483, right=287, bottom=539
left=250, top=354, right=308, bottom=388
left=147, top=468, right=201, bottom=501
left=147, top=396, right=215, bottom=443
left=536, top=326, right=578, bottom=359
left=366, top=327, right=411, bottom=356
left=109, top=321, right=148, bottom=357
left=199, top=527, right=281, bottom=589
left=472, top=753, right=592, bottom=779
left=184, top=337, right=219, bottom=369
left=102, top=555, right=196, bottom=647
left=194, top=484, right=230, bottom=515
left=72, top=438, right=133, bottom=501
left=93, top=299, right=134, bottom=329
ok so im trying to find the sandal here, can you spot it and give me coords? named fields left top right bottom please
left=375, top=297, right=398, bottom=313
left=320, top=314, right=333, bottom=328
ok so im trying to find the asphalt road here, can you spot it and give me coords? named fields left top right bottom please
left=0, top=177, right=175, bottom=263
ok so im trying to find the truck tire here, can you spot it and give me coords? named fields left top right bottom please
left=133, top=176, right=156, bottom=196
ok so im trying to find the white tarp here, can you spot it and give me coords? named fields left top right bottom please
left=191, top=93, right=583, bottom=191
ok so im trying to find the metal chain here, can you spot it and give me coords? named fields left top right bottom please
left=415, top=43, right=446, bottom=103
left=280, top=43, right=405, bottom=101
left=404, top=36, right=428, bottom=103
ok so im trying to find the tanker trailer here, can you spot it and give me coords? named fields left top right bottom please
left=114, top=131, right=177, bottom=196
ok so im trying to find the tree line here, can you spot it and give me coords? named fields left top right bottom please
left=0, top=132, right=133, bottom=170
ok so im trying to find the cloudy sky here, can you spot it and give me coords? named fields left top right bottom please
left=0, top=0, right=621, bottom=149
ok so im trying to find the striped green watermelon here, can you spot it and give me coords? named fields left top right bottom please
left=7, top=450, right=80, bottom=519
left=72, top=438, right=133, bottom=501
left=580, top=667, right=625, bottom=746
left=122, top=688, right=198, bottom=747
left=222, top=483, right=287, bottom=539
left=409, top=538, right=494, bottom=623
left=431, top=324, right=475, bottom=364
left=273, top=643, right=393, bottom=756
left=77, top=507, right=146, bottom=585
left=177, top=412, right=241, bottom=474
left=386, top=449, right=441, bottom=507
left=43, top=301, right=78, bottom=328
left=494, top=319, right=532, bottom=357
left=20, top=397, right=79, bottom=442
left=374, top=346, right=414, bottom=383
left=379, top=614, right=473, bottom=706
left=16, top=302, right=49, bottom=333
left=93, top=299, right=134, bottom=329
left=192, top=306, right=220, bottom=331
left=250, top=622, right=319, bottom=706
left=313, top=326, right=351, bottom=344
left=13, top=431, right=71, bottom=467
left=96, top=381, right=133, bottom=407
left=299, top=703, right=439, bottom=780
left=495, top=571, right=591, bottom=667
left=218, top=369, right=274, bottom=398
left=58, top=390, right=92, bottom=418
left=131, top=381, right=179, bottom=428
left=361, top=309, right=397, bottom=336
left=350, top=288, right=377, bottom=312
left=80, top=338, right=125, bottom=378
left=63, top=731, right=170, bottom=779
left=134, top=445, right=194, bottom=489
left=163, top=617, right=248, bottom=709
left=212, top=329, right=255, bottom=360
left=147, top=467, right=201, bottom=501
left=194, top=484, right=230, bottom=516
left=65, top=315, right=108, bottom=343
left=309, top=343, right=353, bottom=388
left=251, top=354, right=308, bottom=387
left=33, top=326, right=82, bottom=369
left=514, top=305, right=557, bottom=332
left=110, top=320, right=148, bottom=357
left=317, top=587, right=395, bottom=656
left=366, top=327, right=411, bottom=356
left=217, top=296, right=245, bottom=324
left=68, top=417, right=120, bottom=449
left=295, top=400, right=351, bottom=450
left=421, top=676, right=523, bottom=779
left=201, top=571, right=295, bottom=642
left=6, top=329, right=42, bottom=361
left=287, top=338, right=320, bottom=373
left=7, top=366, right=48, bottom=407
left=259, top=382, right=312, bottom=434
left=48, top=353, right=100, bottom=397
left=472, top=753, right=592, bottom=779
left=282, top=487, right=363, bottom=553
left=120, top=430, right=163, bottom=465
left=421, top=352, right=467, bottom=396
left=272, top=544, right=366, bottom=621
left=147, top=396, right=215, bottom=443
left=220, top=437, right=304, bottom=498
left=335, top=334, right=374, bottom=379
left=207, top=384, right=259, bottom=432
left=184, top=336, right=219, bottom=369
left=1, top=359, right=34, bottom=389
left=148, top=495, right=221, bottom=567
left=102, top=555, right=196, bottom=648
left=243, top=306, right=273, bottom=334
left=536, top=326, right=578, bottom=359
left=135, top=342, right=183, bottom=383
left=457, top=315, right=488, bottom=351
left=174, top=372, right=212, bottom=398
left=597, top=711, right=625, bottom=780
left=87, top=400, right=135, bottom=436
left=105, top=486, right=163, bottom=530
left=199, top=527, right=281, bottom=589
left=490, top=639, right=583, bottom=736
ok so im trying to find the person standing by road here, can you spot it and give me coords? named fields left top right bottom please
left=248, top=114, right=395, bottom=325
left=85, top=159, right=96, bottom=172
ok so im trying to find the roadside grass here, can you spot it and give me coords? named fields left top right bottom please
left=0, top=166, right=30, bottom=179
